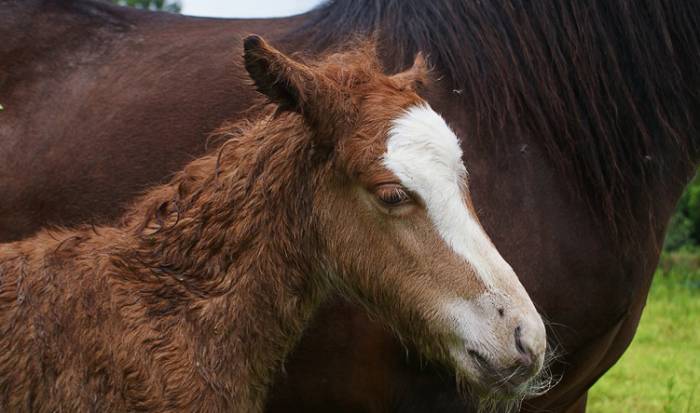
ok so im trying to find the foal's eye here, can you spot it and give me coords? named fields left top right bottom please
left=375, top=184, right=411, bottom=206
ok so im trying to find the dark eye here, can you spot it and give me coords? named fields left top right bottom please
left=375, top=184, right=411, bottom=206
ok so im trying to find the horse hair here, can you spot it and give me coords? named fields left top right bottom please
left=292, top=0, right=700, bottom=245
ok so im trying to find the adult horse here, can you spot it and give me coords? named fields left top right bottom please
left=1, top=0, right=698, bottom=412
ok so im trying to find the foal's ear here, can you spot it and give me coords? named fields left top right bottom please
left=243, top=34, right=320, bottom=113
left=392, top=52, right=430, bottom=91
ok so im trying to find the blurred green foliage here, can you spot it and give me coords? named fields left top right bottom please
left=589, top=266, right=700, bottom=412
left=111, top=0, right=181, bottom=13
left=664, top=171, right=700, bottom=251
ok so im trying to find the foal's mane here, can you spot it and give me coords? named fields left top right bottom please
left=293, top=0, right=700, bottom=244
left=130, top=45, right=384, bottom=238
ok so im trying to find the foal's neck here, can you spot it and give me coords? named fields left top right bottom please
left=124, top=114, right=329, bottom=410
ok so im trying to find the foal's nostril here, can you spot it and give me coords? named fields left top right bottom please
left=514, top=325, right=534, bottom=367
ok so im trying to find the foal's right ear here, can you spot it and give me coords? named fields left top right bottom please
left=392, top=52, right=430, bottom=91
left=243, top=35, right=318, bottom=114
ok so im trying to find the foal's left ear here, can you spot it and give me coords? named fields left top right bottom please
left=392, top=52, right=430, bottom=91
left=243, top=35, right=343, bottom=143
left=243, top=35, right=312, bottom=112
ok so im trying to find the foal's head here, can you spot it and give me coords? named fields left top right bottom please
left=243, top=36, right=547, bottom=401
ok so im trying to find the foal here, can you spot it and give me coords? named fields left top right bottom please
left=0, top=36, right=546, bottom=412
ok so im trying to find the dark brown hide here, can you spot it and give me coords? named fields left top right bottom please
left=1, top=1, right=699, bottom=412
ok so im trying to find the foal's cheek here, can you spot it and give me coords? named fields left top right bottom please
left=393, top=214, right=441, bottom=257
left=318, top=191, right=372, bottom=263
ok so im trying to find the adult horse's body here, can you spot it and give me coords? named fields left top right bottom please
left=1, top=1, right=698, bottom=412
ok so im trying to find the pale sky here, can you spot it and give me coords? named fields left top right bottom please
left=181, top=0, right=325, bottom=18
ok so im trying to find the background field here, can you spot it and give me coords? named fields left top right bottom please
left=588, top=253, right=700, bottom=412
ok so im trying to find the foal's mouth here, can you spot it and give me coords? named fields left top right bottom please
left=465, top=349, right=543, bottom=398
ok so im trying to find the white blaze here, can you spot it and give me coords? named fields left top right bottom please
left=382, top=104, right=513, bottom=289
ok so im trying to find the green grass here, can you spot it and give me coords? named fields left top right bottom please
left=588, top=263, right=700, bottom=413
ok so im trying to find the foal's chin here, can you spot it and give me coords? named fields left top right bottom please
left=446, top=348, right=554, bottom=413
